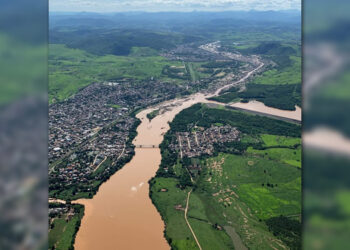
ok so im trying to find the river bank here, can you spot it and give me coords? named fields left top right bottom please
left=72, top=53, right=301, bottom=249
left=149, top=102, right=301, bottom=249
left=73, top=93, right=211, bottom=249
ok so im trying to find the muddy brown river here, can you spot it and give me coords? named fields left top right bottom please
left=74, top=63, right=301, bottom=249
left=74, top=94, right=209, bottom=250
left=230, top=100, right=301, bottom=121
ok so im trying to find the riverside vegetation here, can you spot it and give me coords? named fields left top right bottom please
left=150, top=104, right=301, bottom=249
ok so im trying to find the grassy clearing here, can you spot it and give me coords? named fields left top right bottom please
left=252, top=56, right=301, bottom=85
left=184, top=62, right=209, bottom=82
left=185, top=62, right=197, bottom=82
left=153, top=153, right=301, bottom=249
left=247, top=146, right=302, bottom=168
left=232, top=43, right=260, bottom=50
left=108, top=104, right=121, bottom=109
left=204, top=154, right=301, bottom=219
left=319, top=72, right=350, bottom=99
left=187, top=193, right=234, bottom=250
left=260, top=134, right=301, bottom=147
left=50, top=186, right=92, bottom=201
left=198, top=153, right=301, bottom=248
left=248, top=134, right=302, bottom=169
left=129, top=46, right=159, bottom=57
left=0, top=34, right=46, bottom=105
left=49, top=204, right=84, bottom=250
left=150, top=177, right=198, bottom=249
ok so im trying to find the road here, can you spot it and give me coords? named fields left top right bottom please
left=116, top=143, right=126, bottom=161
left=184, top=190, right=202, bottom=250
left=93, top=156, right=107, bottom=173
left=49, top=198, right=66, bottom=204
left=213, top=62, right=264, bottom=96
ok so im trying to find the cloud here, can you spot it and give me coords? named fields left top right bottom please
left=50, top=0, right=301, bottom=12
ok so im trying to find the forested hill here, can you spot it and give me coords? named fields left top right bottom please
left=49, top=29, right=200, bottom=56
left=50, top=11, right=301, bottom=56
left=50, top=11, right=301, bottom=30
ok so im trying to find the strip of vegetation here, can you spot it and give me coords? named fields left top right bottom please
left=169, top=103, right=300, bottom=136
left=209, top=92, right=240, bottom=104
left=210, top=83, right=301, bottom=110
left=199, top=60, right=241, bottom=77
left=147, top=109, right=159, bottom=121
left=162, top=65, right=190, bottom=80
left=202, top=60, right=240, bottom=69
left=49, top=203, right=84, bottom=250
left=108, top=104, right=121, bottom=109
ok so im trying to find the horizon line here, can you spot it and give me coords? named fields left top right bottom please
left=50, top=9, right=301, bottom=14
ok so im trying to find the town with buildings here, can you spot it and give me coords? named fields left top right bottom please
left=170, top=125, right=240, bottom=158
left=49, top=79, right=188, bottom=199
left=49, top=80, right=183, bottom=164
left=48, top=43, right=257, bottom=199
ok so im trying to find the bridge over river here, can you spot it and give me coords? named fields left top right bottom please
left=134, top=144, right=159, bottom=148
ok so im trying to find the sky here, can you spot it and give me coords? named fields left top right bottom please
left=49, top=0, right=301, bottom=12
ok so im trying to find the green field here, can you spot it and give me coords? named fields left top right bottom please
left=248, top=146, right=302, bottom=168
left=49, top=204, right=84, bottom=250
left=185, top=62, right=210, bottom=82
left=129, top=46, right=159, bottom=57
left=252, top=56, right=301, bottom=85
left=232, top=42, right=260, bottom=50
left=187, top=192, right=234, bottom=250
left=202, top=154, right=301, bottom=219
left=49, top=44, right=184, bottom=103
left=108, top=104, right=121, bottom=109
left=152, top=151, right=301, bottom=249
left=260, top=134, right=301, bottom=147
left=150, top=177, right=198, bottom=249
left=319, top=72, right=350, bottom=99
left=246, top=134, right=302, bottom=168
left=152, top=104, right=301, bottom=249
left=0, top=34, right=46, bottom=105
